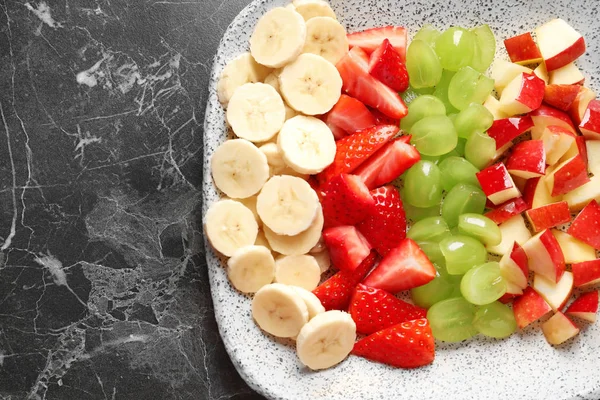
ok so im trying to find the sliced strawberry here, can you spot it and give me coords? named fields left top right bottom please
left=323, top=225, right=373, bottom=273
left=370, top=108, right=400, bottom=126
left=362, top=238, right=436, bottom=292
left=357, top=186, right=407, bottom=256
left=352, top=318, right=435, bottom=369
left=349, top=283, right=426, bottom=335
left=321, top=174, right=375, bottom=227
left=325, top=94, right=377, bottom=135
left=326, top=122, right=349, bottom=140
left=317, top=124, right=398, bottom=184
left=337, top=47, right=408, bottom=119
left=368, top=38, right=409, bottom=92
left=484, top=197, right=529, bottom=225
left=312, top=252, right=377, bottom=311
left=354, top=136, right=420, bottom=190
left=347, top=26, right=408, bottom=61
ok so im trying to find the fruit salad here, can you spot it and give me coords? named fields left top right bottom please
left=205, top=0, right=600, bottom=371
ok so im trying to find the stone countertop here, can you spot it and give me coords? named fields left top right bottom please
left=0, top=0, right=263, bottom=398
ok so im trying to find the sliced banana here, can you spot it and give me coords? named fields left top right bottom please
left=280, top=53, right=342, bottom=115
left=226, top=83, right=286, bottom=142
left=291, top=286, right=325, bottom=320
left=227, top=245, right=275, bottom=293
left=211, top=139, right=269, bottom=199
left=252, top=283, right=309, bottom=338
left=278, top=116, right=336, bottom=174
left=204, top=199, right=259, bottom=257
left=296, top=310, right=356, bottom=370
left=217, top=53, right=272, bottom=106
left=255, top=229, right=271, bottom=249
left=309, top=236, right=326, bottom=253
left=312, top=248, right=331, bottom=274
left=259, top=143, right=309, bottom=179
left=237, top=195, right=260, bottom=227
left=293, top=0, right=337, bottom=21
left=257, top=175, right=320, bottom=236
left=302, top=17, right=348, bottom=65
left=250, top=7, right=307, bottom=68
left=275, top=254, right=321, bottom=291
left=284, top=104, right=299, bottom=120
left=264, top=69, right=282, bottom=93
left=264, top=204, right=324, bottom=255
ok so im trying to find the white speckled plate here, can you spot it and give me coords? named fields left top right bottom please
left=203, top=1, right=600, bottom=399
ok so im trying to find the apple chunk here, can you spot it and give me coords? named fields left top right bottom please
left=567, top=199, right=600, bottom=249
left=543, top=84, right=581, bottom=111
left=484, top=197, right=528, bottom=225
left=541, top=312, right=580, bottom=345
left=549, top=62, right=585, bottom=85
left=506, top=140, right=545, bottom=178
left=540, top=125, right=576, bottom=166
left=579, top=99, right=600, bottom=140
left=504, top=32, right=543, bottom=65
left=499, top=73, right=545, bottom=117
left=525, top=201, right=571, bottom=232
left=486, top=214, right=532, bottom=256
left=499, top=242, right=529, bottom=289
left=483, top=95, right=507, bottom=120
left=533, top=271, right=574, bottom=311
left=476, top=163, right=521, bottom=206
left=487, top=116, right=534, bottom=150
left=586, top=140, right=600, bottom=176
left=565, top=291, right=599, bottom=322
left=513, top=286, right=552, bottom=329
left=535, top=18, right=586, bottom=71
left=522, top=229, right=566, bottom=283
left=551, top=229, right=597, bottom=264
left=534, top=63, right=549, bottom=84
left=563, top=175, right=600, bottom=211
left=572, top=260, right=600, bottom=288
left=530, top=104, right=577, bottom=139
left=569, top=86, right=596, bottom=125
left=545, top=155, right=590, bottom=196
left=491, top=60, right=533, bottom=95
left=523, top=176, right=563, bottom=209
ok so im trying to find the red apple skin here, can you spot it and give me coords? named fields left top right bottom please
left=572, top=259, right=600, bottom=287
left=513, top=286, right=552, bottom=329
left=515, top=73, right=546, bottom=110
left=568, top=199, right=600, bottom=250
left=565, top=291, right=599, bottom=320
left=544, top=37, right=586, bottom=72
left=510, top=242, right=529, bottom=279
left=530, top=104, right=577, bottom=138
left=576, top=136, right=588, bottom=167
left=540, top=229, right=567, bottom=283
left=487, top=116, right=534, bottom=149
left=525, top=201, right=572, bottom=232
left=476, top=163, right=519, bottom=204
left=506, top=140, right=546, bottom=178
left=579, top=99, right=600, bottom=140
left=504, top=33, right=543, bottom=64
left=548, top=155, right=590, bottom=196
left=484, top=197, right=529, bottom=225
left=543, top=84, right=581, bottom=111
left=499, top=292, right=520, bottom=304
left=569, top=87, right=596, bottom=125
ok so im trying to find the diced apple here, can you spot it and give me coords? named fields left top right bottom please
left=504, top=32, right=543, bottom=64
left=491, top=60, right=533, bottom=95
left=499, top=241, right=529, bottom=289
left=476, top=163, right=521, bottom=206
left=569, top=86, right=596, bottom=125
left=586, top=140, right=600, bottom=175
left=563, top=175, right=600, bottom=211
left=541, top=312, right=580, bottom=345
left=499, top=285, right=523, bottom=304
left=551, top=229, right=597, bottom=264
left=526, top=201, right=571, bottom=232
left=484, top=197, right=528, bottom=225
left=567, top=199, right=600, bottom=249
left=487, top=214, right=532, bottom=256
left=540, top=125, right=576, bottom=166
left=549, top=62, right=585, bottom=85
left=483, top=95, right=507, bottom=120
left=487, top=116, right=534, bottom=150
left=545, top=155, right=590, bottom=196
left=499, top=73, right=546, bottom=116
left=530, top=104, right=577, bottom=139
left=523, top=176, right=563, bottom=209
left=506, top=140, right=545, bottom=179
left=559, top=135, right=588, bottom=166
left=579, top=99, right=600, bottom=140
left=513, top=286, right=552, bottom=329
left=565, top=291, right=599, bottom=322
left=533, top=271, right=574, bottom=311
left=543, top=84, right=581, bottom=111
left=572, top=259, right=600, bottom=287
left=534, top=63, right=549, bottom=84
left=535, top=18, right=586, bottom=71
left=522, top=229, right=566, bottom=283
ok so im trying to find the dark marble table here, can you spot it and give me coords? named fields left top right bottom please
left=0, top=0, right=264, bottom=398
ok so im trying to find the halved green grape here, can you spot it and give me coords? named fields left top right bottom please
left=465, top=131, right=496, bottom=170
left=433, top=70, right=459, bottom=115
left=408, top=216, right=451, bottom=242
left=416, top=240, right=446, bottom=266
left=438, top=156, right=480, bottom=192
left=454, top=103, right=494, bottom=139
left=448, top=66, right=494, bottom=110
left=473, top=301, right=517, bottom=338
left=413, top=86, right=436, bottom=95
left=435, top=27, right=475, bottom=71
left=460, top=262, right=507, bottom=305
left=410, top=115, right=458, bottom=156
left=419, top=154, right=442, bottom=164
left=470, top=25, right=496, bottom=73
left=440, top=235, right=488, bottom=275
left=406, top=39, right=443, bottom=89
left=427, top=297, right=478, bottom=342
left=403, top=199, right=440, bottom=222
left=403, top=161, right=443, bottom=207
left=411, top=263, right=457, bottom=309
left=414, top=24, right=441, bottom=47
left=400, top=95, right=446, bottom=133
left=441, top=183, right=486, bottom=227
left=455, top=137, right=467, bottom=156
left=457, top=213, right=502, bottom=246
left=401, top=87, right=421, bottom=105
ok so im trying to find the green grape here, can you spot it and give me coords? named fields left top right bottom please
left=465, top=131, right=496, bottom=169
left=416, top=240, right=446, bottom=266
left=403, top=161, right=443, bottom=207
left=407, top=217, right=451, bottom=242
left=419, top=154, right=441, bottom=164
left=401, top=87, right=420, bottom=105
left=410, top=116, right=458, bottom=156
left=411, top=263, right=457, bottom=309
left=455, top=137, right=467, bottom=156
left=435, top=27, right=475, bottom=71
left=470, top=25, right=496, bottom=73
left=448, top=66, right=495, bottom=110
left=441, top=183, right=486, bottom=227
left=427, top=297, right=478, bottom=342
left=433, top=70, right=459, bottom=115
left=414, top=24, right=441, bottom=47
left=440, top=235, right=488, bottom=275
left=400, top=95, right=446, bottom=133
left=460, top=262, right=507, bottom=305
left=438, top=156, right=480, bottom=192
left=454, top=103, right=494, bottom=139
left=403, top=199, right=440, bottom=222
left=473, top=301, right=517, bottom=338
left=458, top=213, right=502, bottom=246
left=413, top=86, right=436, bottom=95
left=406, top=39, right=443, bottom=89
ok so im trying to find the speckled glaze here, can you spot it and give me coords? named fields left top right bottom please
left=203, top=1, right=600, bottom=399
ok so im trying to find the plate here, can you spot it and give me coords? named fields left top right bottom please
left=202, top=1, right=600, bottom=399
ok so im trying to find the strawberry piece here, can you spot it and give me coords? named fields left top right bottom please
left=354, top=136, right=420, bottom=190
left=347, top=26, right=408, bottom=61
left=320, top=174, right=375, bottom=227
left=337, top=47, right=408, bottom=119
left=362, top=238, right=436, bottom=292
left=484, top=197, right=529, bottom=224
left=368, top=38, right=409, bottom=92
left=323, top=225, right=373, bottom=273
left=327, top=122, right=349, bottom=140
left=352, top=318, right=435, bottom=369
left=313, top=252, right=377, bottom=311
left=349, top=283, right=426, bottom=335
left=357, top=186, right=407, bottom=256
left=370, top=108, right=400, bottom=126
left=317, top=124, right=398, bottom=184
left=567, top=199, right=600, bottom=250
left=325, top=94, right=377, bottom=135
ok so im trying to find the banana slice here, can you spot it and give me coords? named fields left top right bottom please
left=312, top=248, right=331, bottom=274
left=217, top=53, right=272, bottom=106
left=227, top=245, right=275, bottom=293
left=259, top=143, right=309, bottom=179
left=264, top=204, right=324, bottom=255
left=296, top=310, right=356, bottom=370
left=205, top=199, right=259, bottom=256
left=284, top=104, right=299, bottom=120
left=279, top=53, right=342, bottom=115
left=291, top=286, right=325, bottom=320
left=302, top=17, right=348, bottom=65
left=250, top=7, right=307, bottom=68
left=293, top=0, right=337, bottom=21
left=309, top=236, right=326, bottom=253
left=278, top=116, right=336, bottom=174
left=257, top=175, right=319, bottom=236
left=211, top=139, right=269, bottom=199
left=264, top=69, right=282, bottom=93
left=252, top=283, right=309, bottom=338
left=227, top=83, right=286, bottom=142
left=275, top=254, right=321, bottom=290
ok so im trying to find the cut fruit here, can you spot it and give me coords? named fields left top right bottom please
left=543, top=84, right=581, bottom=111
left=530, top=104, right=577, bottom=139
left=535, top=18, right=586, bottom=71
left=484, top=197, right=528, bottom=225
left=499, top=242, right=529, bottom=289
left=486, top=214, right=532, bottom=256
left=549, top=62, right=585, bottom=85
left=568, top=199, right=600, bottom=249
left=320, top=173, right=375, bottom=227
left=541, top=312, right=580, bottom=345
left=533, top=271, right=574, bottom=311
left=487, top=116, right=534, bottom=150
left=476, top=163, right=521, bottom=206
left=504, top=32, right=543, bottom=65
left=565, top=291, right=599, bottom=322
left=499, top=72, right=545, bottom=117
left=513, top=287, right=552, bottom=329
left=579, top=99, right=600, bottom=140
left=324, top=94, right=376, bottom=135
left=563, top=175, right=600, bottom=211
left=551, top=230, right=597, bottom=264
left=525, top=201, right=571, bottom=232
left=347, top=26, right=408, bottom=60
left=322, top=225, right=372, bottom=273
left=522, top=229, right=566, bottom=283
left=544, top=155, right=590, bottom=197
left=491, top=60, right=532, bottom=95
left=505, top=140, right=546, bottom=179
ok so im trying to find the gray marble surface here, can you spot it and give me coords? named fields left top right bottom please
left=0, top=0, right=263, bottom=398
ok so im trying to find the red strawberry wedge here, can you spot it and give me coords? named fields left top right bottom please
left=349, top=284, right=427, bottom=335
left=313, top=252, right=378, bottom=311
left=323, top=226, right=373, bottom=273
left=337, top=47, right=408, bottom=120
left=352, top=319, right=435, bottom=369
left=325, top=94, right=377, bottom=135
left=317, top=124, right=399, bottom=184
left=357, top=186, right=407, bottom=256
left=362, top=238, right=436, bottom=292
left=347, top=26, right=408, bottom=61
left=371, top=108, right=400, bottom=126
left=368, top=38, right=409, bottom=92
left=320, top=174, right=375, bottom=227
